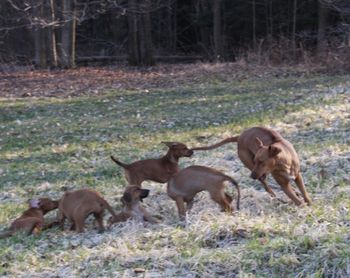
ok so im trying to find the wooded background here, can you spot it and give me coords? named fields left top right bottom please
left=0, top=0, right=349, bottom=68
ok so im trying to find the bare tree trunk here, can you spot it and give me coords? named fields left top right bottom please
left=166, top=0, right=173, bottom=52
left=49, top=0, right=58, bottom=67
left=291, top=0, right=297, bottom=58
left=252, top=0, right=256, bottom=49
left=127, top=0, right=139, bottom=65
left=127, top=0, right=155, bottom=66
left=141, top=0, right=155, bottom=65
left=213, top=0, right=223, bottom=61
left=195, top=0, right=210, bottom=57
left=61, top=0, right=76, bottom=68
left=317, top=0, right=328, bottom=58
left=269, top=0, right=273, bottom=37
left=173, top=0, right=177, bottom=52
left=32, top=0, right=47, bottom=68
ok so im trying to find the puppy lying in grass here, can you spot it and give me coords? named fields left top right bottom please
left=0, top=198, right=59, bottom=239
left=108, top=185, right=159, bottom=227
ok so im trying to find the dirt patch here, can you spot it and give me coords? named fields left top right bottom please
left=0, top=62, right=325, bottom=98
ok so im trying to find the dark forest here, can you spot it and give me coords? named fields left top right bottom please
left=0, top=0, right=349, bottom=68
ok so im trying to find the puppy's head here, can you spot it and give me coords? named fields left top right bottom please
left=161, top=141, right=194, bottom=158
left=29, top=198, right=59, bottom=214
left=251, top=137, right=282, bottom=181
left=121, top=185, right=150, bottom=205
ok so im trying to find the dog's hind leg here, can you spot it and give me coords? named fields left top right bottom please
left=294, top=173, right=312, bottom=205
left=175, top=197, right=186, bottom=221
left=210, top=190, right=232, bottom=213
left=74, top=217, right=85, bottom=233
left=58, top=212, right=66, bottom=231
left=93, top=212, right=105, bottom=233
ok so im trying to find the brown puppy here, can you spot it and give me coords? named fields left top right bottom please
left=111, top=142, right=194, bottom=186
left=167, top=165, right=240, bottom=220
left=0, top=198, right=59, bottom=238
left=108, top=185, right=158, bottom=226
left=58, top=189, right=117, bottom=233
left=192, top=126, right=311, bottom=206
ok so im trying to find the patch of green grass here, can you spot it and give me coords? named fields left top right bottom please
left=0, top=72, right=349, bottom=276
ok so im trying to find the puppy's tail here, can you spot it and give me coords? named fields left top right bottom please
left=102, top=199, right=117, bottom=218
left=0, top=230, right=12, bottom=239
left=191, top=136, right=239, bottom=151
left=110, top=156, right=129, bottom=168
left=226, top=176, right=240, bottom=211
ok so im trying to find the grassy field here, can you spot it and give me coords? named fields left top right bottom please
left=0, top=66, right=349, bottom=277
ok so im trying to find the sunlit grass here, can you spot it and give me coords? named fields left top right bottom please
left=0, top=72, right=349, bottom=276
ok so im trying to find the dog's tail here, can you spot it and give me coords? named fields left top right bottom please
left=102, top=199, right=117, bottom=218
left=191, top=136, right=239, bottom=151
left=0, top=230, right=12, bottom=239
left=110, top=156, right=129, bottom=168
left=226, top=176, right=240, bottom=211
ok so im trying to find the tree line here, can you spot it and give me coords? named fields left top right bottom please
left=0, top=0, right=349, bottom=68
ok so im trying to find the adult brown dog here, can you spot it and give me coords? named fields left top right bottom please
left=0, top=198, right=59, bottom=238
left=192, top=126, right=311, bottom=206
left=58, top=189, right=117, bottom=233
left=167, top=165, right=240, bottom=220
left=111, top=142, right=194, bottom=186
left=108, top=185, right=158, bottom=226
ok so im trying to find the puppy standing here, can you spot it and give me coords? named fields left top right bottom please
left=0, top=198, right=59, bottom=238
left=58, top=189, right=117, bottom=233
left=111, top=142, right=194, bottom=186
left=167, top=165, right=240, bottom=220
left=108, top=185, right=158, bottom=226
left=192, top=126, right=311, bottom=206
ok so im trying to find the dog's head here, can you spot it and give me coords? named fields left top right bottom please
left=107, top=186, right=150, bottom=227
left=121, top=185, right=150, bottom=205
left=29, top=198, right=59, bottom=214
left=162, top=141, right=194, bottom=158
left=250, top=137, right=282, bottom=181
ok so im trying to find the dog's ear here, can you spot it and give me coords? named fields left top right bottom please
left=255, top=137, right=264, bottom=148
left=29, top=199, right=41, bottom=208
left=161, top=141, right=178, bottom=148
left=268, top=145, right=282, bottom=157
left=121, top=192, right=132, bottom=204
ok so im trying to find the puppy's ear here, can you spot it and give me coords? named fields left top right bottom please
left=121, top=192, right=132, bottom=204
left=29, top=199, right=41, bottom=208
left=255, top=137, right=264, bottom=148
left=139, top=189, right=150, bottom=201
left=268, top=145, right=282, bottom=157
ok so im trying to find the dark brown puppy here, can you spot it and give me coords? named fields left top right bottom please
left=58, top=189, right=117, bottom=233
left=167, top=165, right=240, bottom=220
left=192, top=126, right=311, bottom=206
left=111, top=142, right=194, bottom=186
left=0, top=198, right=59, bottom=239
left=108, top=185, right=158, bottom=226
